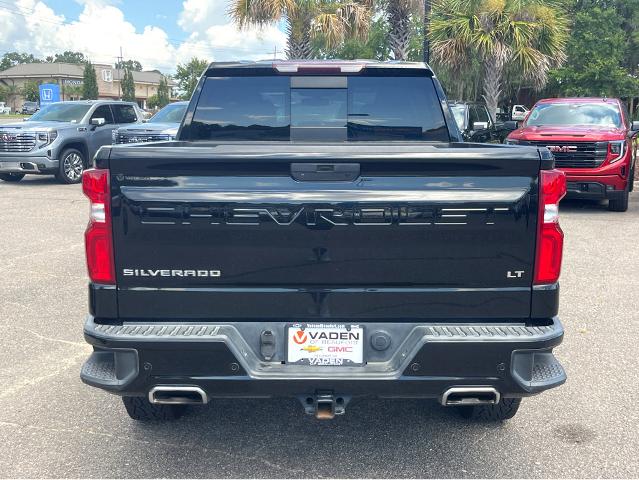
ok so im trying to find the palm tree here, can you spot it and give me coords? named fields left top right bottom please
left=229, top=0, right=372, bottom=59
left=430, top=0, right=568, bottom=120
left=63, top=85, right=83, bottom=101
left=385, top=0, right=423, bottom=60
left=423, top=0, right=431, bottom=62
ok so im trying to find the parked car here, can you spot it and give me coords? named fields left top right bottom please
left=0, top=100, right=143, bottom=184
left=506, top=97, right=637, bottom=211
left=80, top=60, right=567, bottom=423
left=113, top=101, right=188, bottom=144
left=449, top=101, right=515, bottom=143
left=495, top=108, right=510, bottom=122
left=0, top=102, right=10, bottom=115
left=511, top=104, right=529, bottom=122
left=20, top=101, right=39, bottom=115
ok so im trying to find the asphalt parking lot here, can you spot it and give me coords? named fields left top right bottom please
left=0, top=176, right=638, bottom=478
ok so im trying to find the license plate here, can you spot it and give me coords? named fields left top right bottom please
left=287, top=324, right=364, bottom=366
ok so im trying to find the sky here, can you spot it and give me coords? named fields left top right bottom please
left=0, top=0, right=287, bottom=73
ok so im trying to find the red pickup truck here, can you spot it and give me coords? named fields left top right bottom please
left=506, top=98, right=637, bottom=211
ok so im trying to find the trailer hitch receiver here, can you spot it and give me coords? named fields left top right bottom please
left=298, top=391, right=350, bottom=419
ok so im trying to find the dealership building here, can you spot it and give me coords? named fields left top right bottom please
left=0, top=62, right=174, bottom=111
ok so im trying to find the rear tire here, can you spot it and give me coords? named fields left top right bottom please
left=0, top=173, right=25, bottom=182
left=55, top=148, right=85, bottom=184
left=457, top=397, right=522, bottom=421
left=608, top=188, right=629, bottom=212
left=122, top=396, right=186, bottom=421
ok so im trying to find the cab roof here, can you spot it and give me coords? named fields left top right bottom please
left=51, top=100, right=139, bottom=106
left=536, top=97, right=621, bottom=105
left=204, top=60, right=434, bottom=76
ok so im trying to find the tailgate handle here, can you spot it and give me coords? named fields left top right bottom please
left=291, top=163, right=360, bottom=182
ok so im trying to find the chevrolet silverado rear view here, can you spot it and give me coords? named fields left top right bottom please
left=80, top=61, right=567, bottom=422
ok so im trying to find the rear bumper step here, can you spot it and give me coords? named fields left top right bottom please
left=81, top=316, right=565, bottom=399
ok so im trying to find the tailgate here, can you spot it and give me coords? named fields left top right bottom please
left=107, top=143, right=542, bottom=321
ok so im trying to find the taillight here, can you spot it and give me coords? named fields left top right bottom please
left=534, top=169, right=567, bottom=285
left=82, top=168, right=115, bottom=284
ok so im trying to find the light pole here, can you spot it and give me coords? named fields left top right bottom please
left=423, top=0, right=431, bottom=63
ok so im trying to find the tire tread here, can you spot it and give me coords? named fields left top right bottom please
left=458, top=397, right=522, bottom=421
left=608, top=190, right=629, bottom=212
left=122, top=396, right=184, bottom=421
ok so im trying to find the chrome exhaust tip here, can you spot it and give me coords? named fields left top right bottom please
left=148, top=386, right=208, bottom=405
left=440, top=387, right=500, bottom=406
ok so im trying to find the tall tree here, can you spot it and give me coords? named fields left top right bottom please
left=147, top=76, right=171, bottom=109
left=0, top=52, right=42, bottom=71
left=82, top=62, right=99, bottom=100
left=229, top=0, right=373, bottom=59
left=547, top=2, right=639, bottom=116
left=319, top=11, right=426, bottom=61
left=147, top=95, right=161, bottom=109
left=175, top=58, right=209, bottom=100
left=63, top=84, right=83, bottom=100
left=121, top=69, right=136, bottom=102
left=386, top=0, right=422, bottom=60
left=317, top=16, right=392, bottom=60
left=156, top=76, right=171, bottom=107
left=21, top=81, right=40, bottom=102
left=614, top=0, right=639, bottom=77
left=116, top=59, right=143, bottom=71
left=430, top=0, right=569, bottom=120
left=49, top=51, right=87, bottom=64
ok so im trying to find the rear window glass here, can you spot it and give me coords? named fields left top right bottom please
left=347, top=77, right=448, bottom=141
left=291, top=89, right=347, bottom=127
left=188, top=75, right=449, bottom=142
left=189, top=77, right=290, bottom=141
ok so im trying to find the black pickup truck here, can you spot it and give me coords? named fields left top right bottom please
left=80, top=61, right=567, bottom=422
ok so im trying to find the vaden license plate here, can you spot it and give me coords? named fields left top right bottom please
left=287, top=324, right=364, bottom=366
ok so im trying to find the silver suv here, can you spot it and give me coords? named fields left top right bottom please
left=0, top=100, right=142, bottom=184
left=113, top=101, right=188, bottom=144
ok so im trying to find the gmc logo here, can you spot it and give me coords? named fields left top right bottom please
left=328, top=346, right=353, bottom=353
left=0, top=133, right=17, bottom=142
left=547, top=145, right=577, bottom=153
